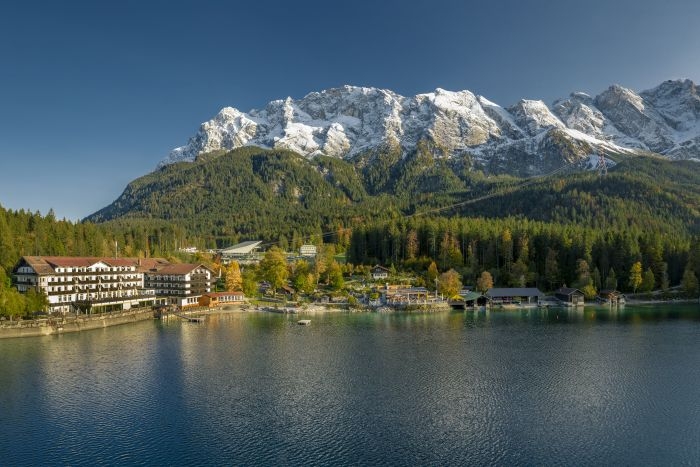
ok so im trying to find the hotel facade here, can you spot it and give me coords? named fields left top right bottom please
left=13, top=256, right=214, bottom=314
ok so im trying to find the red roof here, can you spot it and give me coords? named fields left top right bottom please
left=150, top=263, right=214, bottom=275
left=15, top=256, right=200, bottom=275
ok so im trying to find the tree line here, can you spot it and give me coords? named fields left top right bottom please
left=347, top=215, right=700, bottom=295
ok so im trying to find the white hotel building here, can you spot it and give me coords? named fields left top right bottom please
left=13, top=256, right=213, bottom=314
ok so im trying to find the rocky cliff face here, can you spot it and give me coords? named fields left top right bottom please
left=161, top=80, right=700, bottom=176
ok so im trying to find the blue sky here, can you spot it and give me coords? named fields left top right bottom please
left=1, top=0, right=699, bottom=220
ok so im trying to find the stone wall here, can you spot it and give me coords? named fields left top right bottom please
left=0, top=308, right=155, bottom=339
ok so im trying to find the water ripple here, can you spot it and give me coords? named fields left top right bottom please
left=0, top=307, right=698, bottom=465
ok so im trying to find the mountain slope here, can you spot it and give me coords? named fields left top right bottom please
left=87, top=147, right=700, bottom=244
left=88, top=147, right=401, bottom=244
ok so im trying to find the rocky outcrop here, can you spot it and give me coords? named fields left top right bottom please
left=160, top=80, right=700, bottom=175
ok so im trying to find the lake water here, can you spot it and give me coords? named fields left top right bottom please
left=1, top=305, right=699, bottom=466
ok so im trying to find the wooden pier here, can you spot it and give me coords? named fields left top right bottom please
left=174, top=313, right=205, bottom=323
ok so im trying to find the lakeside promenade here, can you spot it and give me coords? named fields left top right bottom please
left=0, top=308, right=156, bottom=339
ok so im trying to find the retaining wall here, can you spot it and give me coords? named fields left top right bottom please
left=0, top=308, right=155, bottom=339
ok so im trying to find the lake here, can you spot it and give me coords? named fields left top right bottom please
left=1, top=305, right=699, bottom=466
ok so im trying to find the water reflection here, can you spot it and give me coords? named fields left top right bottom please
left=0, top=305, right=698, bottom=466
left=455, top=303, right=700, bottom=325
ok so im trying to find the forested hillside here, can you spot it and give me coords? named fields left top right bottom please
left=3, top=148, right=699, bottom=299
left=87, top=147, right=406, bottom=248
left=0, top=206, right=193, bottom=274
left=88, top=147, right=700, bottom=245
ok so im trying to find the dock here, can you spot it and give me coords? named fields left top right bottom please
left=174, top=313, right=205, bottom=323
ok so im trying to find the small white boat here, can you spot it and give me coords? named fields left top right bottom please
left=297, top=319, right=311, bottom=325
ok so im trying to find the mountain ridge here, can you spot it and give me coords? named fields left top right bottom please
left=161, top=80, right=700, bottom=175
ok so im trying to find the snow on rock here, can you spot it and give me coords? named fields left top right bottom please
left=507, top=99, right=565, bottom=137
left=159, top=80, right=700, bottom=171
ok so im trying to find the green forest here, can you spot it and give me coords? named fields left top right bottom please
left=1, top=147, right=700, bottom=317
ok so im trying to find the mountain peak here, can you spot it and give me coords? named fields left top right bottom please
left=159, top=80, right=700, bottom=170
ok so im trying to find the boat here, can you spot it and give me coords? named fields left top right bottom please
left=297, top=319, right=311, bottom=325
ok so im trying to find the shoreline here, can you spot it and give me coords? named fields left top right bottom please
left=2, top=299, right=697, bottom=339
left=0, top=308, right=156, bottom=339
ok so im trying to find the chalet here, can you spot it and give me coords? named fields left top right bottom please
left=371, top=265, right=390, bottom=280
left=555, top=287, right=585, bottom=306
left=485, top=287, right=545, bottom=305
left=199, top=291, right=245, bottom=307
left=276, top=285, right=296, bottom=298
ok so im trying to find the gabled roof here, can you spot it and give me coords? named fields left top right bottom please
left=147, top=263, right=213, bottom=275
left=14, top=256, right=200, bottom=276
left=372, top=265, right=390, bottom=272
left=456, top=291, right=483, bottom=302
left=17, top=256, right=169, bottom=275
left=134, top=258, right=170, bottom=272
left=556, top=287, right=583, bottom=296
left=486, top=287, right=545, bottom=298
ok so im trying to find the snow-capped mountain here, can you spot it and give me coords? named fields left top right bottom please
left=160, top=80, right=700, bottom=175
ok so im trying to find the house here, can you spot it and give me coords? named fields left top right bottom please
left=485, top=287, right=545, bottom=305
left=598, top=289, right=624, bottom=304
left=555, top=287, right=585, bottom=306
left=276, top=285, right=295, bottom=298
left=371, top=265, right=390, bottom=280
left=12, top=256, right=159, bottom=314
left=199, top=291, right=245, bottom=307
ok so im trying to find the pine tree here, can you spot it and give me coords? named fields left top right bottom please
left=545, top=248, right=559, bottom=290
left=605, top=268, right=618, bottom=290
left=641, top=268, right=655, bottom=293
left=681, top=266, right=699, bottom=297
left=592, top=267, right=602, bottom=291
